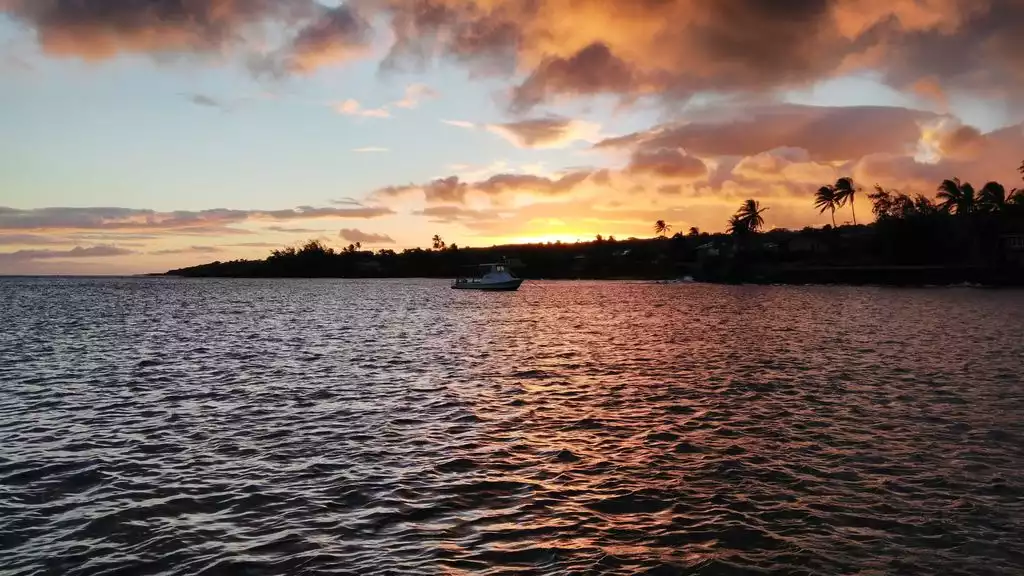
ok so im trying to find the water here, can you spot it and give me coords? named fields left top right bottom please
left=2, top=277, right=1024, bottom=575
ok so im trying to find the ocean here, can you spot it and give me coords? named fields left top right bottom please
left=2, top=277, right=1023, bottom=575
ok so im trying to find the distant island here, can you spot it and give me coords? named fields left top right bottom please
left=164, top=169, right=1024, bottom=287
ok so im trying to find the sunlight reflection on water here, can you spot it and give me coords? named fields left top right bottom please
left=1, top=277, right=1023, bottom=575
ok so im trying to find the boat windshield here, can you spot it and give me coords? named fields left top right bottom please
left=455, top=263, right=516, bottom=282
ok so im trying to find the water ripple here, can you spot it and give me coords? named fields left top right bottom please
left=1, top=278, right=1024, bottom=575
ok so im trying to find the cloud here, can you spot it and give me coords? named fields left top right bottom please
left=394, top=83, right=437, bottom=108
left=265, top=225, right=326, bottom=233
left=334, top=99, right=391, bottom=118
left=0, top=234, right=67, bottom=246
left=375, top=170, right=599, bottom=207
left=625, top=148, right=708, bottom=181
left=0, top=245, right=135, bottom=262
left=442, top=119, right=476, bottom=129
left=331, top=197, right=365, bottom=206
left=374, top=0, right=1024, bottom=111
left=339, top=229, right=395, bottom=244
left=412, top=206, right=502, bottom=224
left=597, top=104, right=937, bottom=162
left=375, top=176, right=469, bottom=204
left=185, top=93, right=224, bottom=109
left=0, top=205, right=394, bottom=234
left=151, top=245, right=225, bottom=255
left=486, top=117, right=602, bottom=149
left=229, top=242, right=282, bottom=248
left=353, top=146, right=389, bottom=153
left=854, top=122, right=1024, bottom=194
left=0, top=0, right=315, bottom=61
left=283, top=4, right=373, bottom=74
left=9, top=1, right=1024, bottom=109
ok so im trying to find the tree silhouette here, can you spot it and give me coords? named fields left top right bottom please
left=815, top=185, right=841, bottom=226
left=978, top=182, right=1008, bottom=212
left=654, top=220, right=672, bottom=237
left=726, top=214, right=746, bottom=236
left=688, top=227, right=700, bottom=237
left=431, top=234, right=446, bottom=250
left=736, top=199, right=768, bottom=233
left=937, top=178, right=976, bottom=215
left=833, top=177, right=858, bottom=225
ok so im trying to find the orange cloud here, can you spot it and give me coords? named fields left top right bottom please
left=376, top=0, right=1024, bottom=110
left=394, top=83, right=437, bottom=108
left=625, top=148, right=708, bottom=181
left=598, top=104, right=936, bottom=162
left=334, top=99, right=391, bottom=118
left=285, top=5, right=372, bottom=73
left=9, top=1, right=1024, bottom=108
left=339, top=229, right=396, bottom=244
left=441, top=119, right=476, bottom=129
left=0, top=205, right=394, bottom=234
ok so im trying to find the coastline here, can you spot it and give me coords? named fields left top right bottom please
left=154, top=265, right=1024, bottom=287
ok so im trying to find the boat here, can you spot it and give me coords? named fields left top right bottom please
left=452, top=262, right=524, bottom=291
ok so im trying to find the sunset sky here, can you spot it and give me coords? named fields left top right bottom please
left=2, top=0, right=1023, bottom=274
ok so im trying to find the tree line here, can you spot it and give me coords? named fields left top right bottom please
left=165, top=159, right=1024, bottom=283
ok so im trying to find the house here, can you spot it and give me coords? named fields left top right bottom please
left=787, top=236, right=829, bottom=254
left=1002, top=233, right=1024, bottom=265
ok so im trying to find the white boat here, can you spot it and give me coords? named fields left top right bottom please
left=452, top=262, right=524, bottom=291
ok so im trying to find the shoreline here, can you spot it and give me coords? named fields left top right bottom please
left=149, top=266, right=1024, bottom=288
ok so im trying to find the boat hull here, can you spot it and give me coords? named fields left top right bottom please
left=451, top=279, right=523, bottom=291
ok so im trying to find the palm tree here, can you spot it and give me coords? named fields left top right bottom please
left=654, top=220, right=671, bottom=237
left=726, top=214, right=746, bottom=236
left=736, top=199, right=768, bottom=233
left=431, top=234, right=445, bottom=250
left=833, top=177, right=858, bottom=225
left=978, top=182, right=1008, bottom=212
left=936, top=178, right=976, bottom=215
left=815, top=185, right=841, bottom=226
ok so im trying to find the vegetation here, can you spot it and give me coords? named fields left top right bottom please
left=654, top=220, right=671, bottom=237
left=166, top=160, right=1024, bottom=286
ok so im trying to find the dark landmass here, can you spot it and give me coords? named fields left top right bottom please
left=164, top=178, right=1024, bottom=286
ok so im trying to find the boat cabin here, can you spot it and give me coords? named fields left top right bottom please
left=454, top=263, right=517, bottom=284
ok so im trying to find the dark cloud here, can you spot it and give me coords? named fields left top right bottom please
left=0, top=245, right=135, bottom=262
left=936, top=124, right=986, bottom=159
left=8, top=1, right=1024, bottom=107
left=1, top=0, right=371, bottom=75
left=378, top=170, right=598, bottom=208
left=0, top=205, right=394, bottom=233
left=186, top=93, right=224, bottom=109
left=375, top=176, right=469, bottom=204
left=339, top=229, right=395, bottom=244
left=0, top=0, right=314, bottom=60
left=626, top=148, right=708, bottom=180
left=0, top=234, right=67, bottom=246
left=855, top=122, right=1024, bottom=194
left=487, top=116, right=599, bottom=148
left=372, top=0, right=1024, bottom=111
left=474, top=171, right=592, bottom=197
left=258, top=4, right=373, bottom=75
left=412, top=206, right=501, bottom=224
left=229, top=242, right=282, bottom=248
left=265, top=225, right=326, bottom=233
left=598, top=104, right=937, bottom=162
left=150, top=245, right=225, bottom=255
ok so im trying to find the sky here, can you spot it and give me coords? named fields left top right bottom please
left=2, top=0, right=1023, bottom=275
